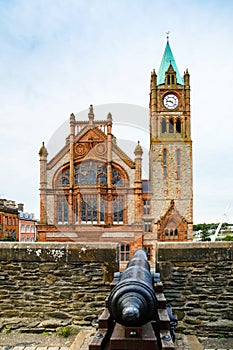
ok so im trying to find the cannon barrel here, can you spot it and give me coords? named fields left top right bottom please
left=108, top=248, right=157, bottom=327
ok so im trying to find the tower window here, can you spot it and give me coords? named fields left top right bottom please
left=169, top=118, right=174, bottom=133
left=176, top=118, right=181, bottom=133
left=163, top=149, right=167, bottom=180
left=162, top=118, right=166, bottom=133
left=143, top=200, right=151, bottom=215
left=167, top=75, right=170, bottom=84
left=177, top=149, right=181, bottom=180
left=144, top=221, right=152, bottom=232
left=164, top=228, right=179, bottom=238
left=172, top=75, right=175, bottom=84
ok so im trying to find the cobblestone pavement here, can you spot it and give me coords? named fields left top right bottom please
left=0, top=332, right=232, bottom=350
left=0, top=331, right=74, bottom=350
left=76, top=331, right=233, bottom=350
left=75, top=331, right=200, bottom=350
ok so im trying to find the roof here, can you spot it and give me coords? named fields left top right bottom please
left=157, top=40, right=183, bottom=85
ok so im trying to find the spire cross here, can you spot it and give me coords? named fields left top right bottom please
left=166, top=31, right=170, bottom=42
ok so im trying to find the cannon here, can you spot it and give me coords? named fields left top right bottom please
left=89, top=248, right=177, bottom=350
left=108, top=248, right=157, bottom=327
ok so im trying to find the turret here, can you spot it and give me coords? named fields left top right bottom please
left=134, top=141, right=143, bottom=222
left=39, top=142, right=48, bottom=224
left=150, top=69, right=157, bottom=113
left=134, top=141, right=143, bottom=182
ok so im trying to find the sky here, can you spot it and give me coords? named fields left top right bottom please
left=0, top=0, right=233, bottom=224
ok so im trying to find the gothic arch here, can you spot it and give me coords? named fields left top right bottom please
left=157, top=200, right=188, bottom=241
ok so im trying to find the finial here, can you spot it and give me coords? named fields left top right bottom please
left=151, top=68, right=156, bottom=75
left=39, top=141, right=48, bottom=157
left=134, top=140, right=143, bottom=156
left=89, top=104, right=93, bottom=114
left=166, top=31, right=170, bottom=42
left=88, top=104, right=94, bottom=124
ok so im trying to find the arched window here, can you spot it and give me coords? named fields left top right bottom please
left=176, top=118, right=181, bottom=133
left=163, top=149, right=167, bottom=180
left=170, top=229, right=173, bottom=236
left=162, top=118, right=166, bottom=133
left=171, top=74, right=175, bottom=84
left=73, top=161, right=124, bottom=186
left=112, top=168, right=123, bottom=186
left=61, top=169, right=70, bottom=185
left=175, top=229, right=178, bottom=236
left=169, top=118, right=174, bottom=133
left=165, top=229, right=169, bottom=236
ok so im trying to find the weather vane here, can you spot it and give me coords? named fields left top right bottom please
left=166, top=31, right=170, bottom=42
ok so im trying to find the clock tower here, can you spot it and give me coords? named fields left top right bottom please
left=149, top=38, right=193, bottom=241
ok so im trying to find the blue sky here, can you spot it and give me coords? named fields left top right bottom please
left=0, top=0, right=233, bottom=223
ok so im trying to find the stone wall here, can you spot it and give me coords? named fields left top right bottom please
left=157, top=242, right=233, bottom=337
left=0, top=242, right=233, bottom=337
left=0, top=242, right=118, bottom=332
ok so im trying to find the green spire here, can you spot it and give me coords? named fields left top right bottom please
left=157, top=39, right=183, bottom=85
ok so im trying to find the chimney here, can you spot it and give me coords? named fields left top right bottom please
left=18, top=203, right=24, bottom=212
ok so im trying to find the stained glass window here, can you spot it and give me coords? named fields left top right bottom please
left=113, top=197, right=124, bottom=223
left=57, top=196, right=68, bottom=224
left=61, top=170, right=70, bottom=185
left=100, top=197, right=105, bottom=222
left=81, top=195, right=98, bottom=223
left=73, top=161, right=123, bottom=186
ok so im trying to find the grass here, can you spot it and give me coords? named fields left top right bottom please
left=56, top=326, right=71, bottom=338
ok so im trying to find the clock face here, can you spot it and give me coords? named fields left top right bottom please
left=163, top=94, right=178, bottom=110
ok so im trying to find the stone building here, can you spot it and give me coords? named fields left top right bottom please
left=37, top=38, right=193, bottom=265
